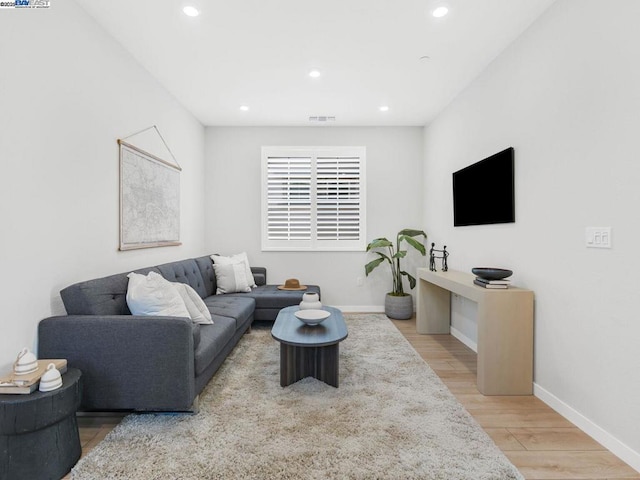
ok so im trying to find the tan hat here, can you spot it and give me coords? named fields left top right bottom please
left=277, top=278, right=307, bottom=291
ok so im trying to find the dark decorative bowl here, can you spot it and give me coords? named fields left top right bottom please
left=472, top=268, right=513, bottom=280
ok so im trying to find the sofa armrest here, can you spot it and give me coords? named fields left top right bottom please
left=38, top=315, right=195, bottom=411
left=251, top=267, right=267, bottom=286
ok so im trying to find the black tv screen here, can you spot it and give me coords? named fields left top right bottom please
left=452, top=147, right=515, bottom=227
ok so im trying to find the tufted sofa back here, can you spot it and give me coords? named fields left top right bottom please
left=60, top=266, right=159, bottom=315
left=59, top=256, right=267, bottom=316
left=60, top=257, right=215, bottom=316
left=156, top=259, right=208, bottom=298
left=193, top=256, right=217, bottom=297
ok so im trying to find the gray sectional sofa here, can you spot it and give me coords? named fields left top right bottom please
left=38, top=255, right=320, bottom=412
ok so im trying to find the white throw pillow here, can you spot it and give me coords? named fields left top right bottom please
left=210, top=252, right=256, bottom=288
left=172, top=282, right=213, bottom=325
left=126, top=271, right=190, bottom=318
left=213, top=262, right=252, bottom=294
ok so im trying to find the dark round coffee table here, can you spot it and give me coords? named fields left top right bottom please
left=271, top=306, right=348, bottom=387
left=0, top=368, right=82, bottom=480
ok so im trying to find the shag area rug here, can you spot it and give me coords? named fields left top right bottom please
left=73, top=314, right=523, bottom=479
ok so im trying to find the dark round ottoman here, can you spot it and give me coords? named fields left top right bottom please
left=0, top=368, right=82, bottom=480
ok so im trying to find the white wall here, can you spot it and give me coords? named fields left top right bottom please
left=0, top=2, right=206, bottom=372
left=205, top=127, right=424, bottom=309
left=423, top=0, right=640, bottom=468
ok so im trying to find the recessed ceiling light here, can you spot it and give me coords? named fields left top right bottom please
left=432, top=6, right=449, bottom=18
left=239, top=105, right=249, bottom=112
left=308, top=70, right=321, bottom=78
left=379, top=106, right=390, bottom=112
left=183, top=6, right=200, bottom=17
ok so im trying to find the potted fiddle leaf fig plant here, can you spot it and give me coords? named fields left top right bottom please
left=365, top=228, right=427, bottom=319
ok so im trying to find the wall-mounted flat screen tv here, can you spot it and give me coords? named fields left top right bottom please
left=452, top=147, right=515, bottom=227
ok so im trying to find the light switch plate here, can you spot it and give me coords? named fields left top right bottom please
left=586, top=227, right=612, bottom=248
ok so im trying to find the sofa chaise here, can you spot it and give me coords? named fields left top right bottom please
left=38, top=255, right=320, bottom=412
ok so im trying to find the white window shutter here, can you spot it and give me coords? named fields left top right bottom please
left=316, top=156, right=362, bottom=241
left=266, top=156, right=312, bottom=241
left=262, top=146, right=366, bottom=251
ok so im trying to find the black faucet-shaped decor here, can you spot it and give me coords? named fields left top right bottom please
left=429, top=243, right=449, bottom=272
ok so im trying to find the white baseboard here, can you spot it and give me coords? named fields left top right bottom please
left=534, top=383, right=640, bottom=473
left=450, top=326, right=478, bottom=353
left=334, top=305, right=385, bottom=313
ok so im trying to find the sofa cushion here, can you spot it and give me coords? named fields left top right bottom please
left=192, top=322, right=201, bottom=350
left=156, top=259, right=208, bottom=299
left=126, top=272, right=191, bottom=318
left=211, top=252, right=256, bottom=288
left=173, top=282, right=213, bottom=324
left=203, top=296, right=255, bottom=329
left=194, top=316, right=235, bottom=376
left=213, top=263, right=252, bottom=294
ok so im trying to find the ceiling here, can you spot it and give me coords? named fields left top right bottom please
left=75, top=0, right=556, bottom=127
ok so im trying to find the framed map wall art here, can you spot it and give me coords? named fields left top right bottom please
left=118, top=139, right=181, bottom=250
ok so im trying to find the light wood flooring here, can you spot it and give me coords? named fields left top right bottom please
left=390, top=317, right=640, bottom=480
left=68, top=317, right=639, bottom=480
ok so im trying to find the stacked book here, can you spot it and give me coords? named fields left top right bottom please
left=473, top=277, right=510, bottom=289
left=0, top=359, right=67, bottom=394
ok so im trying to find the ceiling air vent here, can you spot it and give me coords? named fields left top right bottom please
left=309, top=116, right=336, bottom=123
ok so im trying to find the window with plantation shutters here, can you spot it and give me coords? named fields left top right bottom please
left=262, top=146, right=366, bottom=251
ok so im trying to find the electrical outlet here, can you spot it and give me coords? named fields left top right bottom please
left=586, top=227, right=612, bottom=249
left=356, top=276, right=364, bottom=286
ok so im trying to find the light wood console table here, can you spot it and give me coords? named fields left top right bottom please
left=416, top=268, right=534, bottom=396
